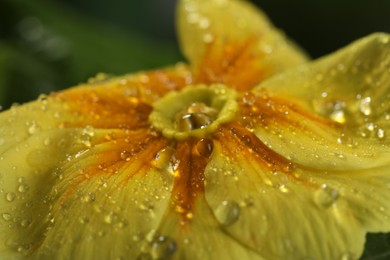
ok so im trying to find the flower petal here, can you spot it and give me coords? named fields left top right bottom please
left=242, top=33, right=390, bottom=170
left=204, top=123, right=390, bottom=259
left=177, top=0, right=309, bottom=90
left=0, top=66, right=191, bottom=258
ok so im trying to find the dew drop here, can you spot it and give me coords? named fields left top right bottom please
left=174, top=102, right=218, bottom=131
left=28, top=122, right=41, bottom=135
left=337, top=133, right=355, bottom=147
left=314, top=184, right=339, bottom=207
left=202, top=33, right=214, bottom=43
left=242, top=92, right=256, bottom=106
left=330, top=110, right=346, bottom=124
left=377, top=128, right=385, bottom=139
left=153, top=147, right=175, bottom=170
left=2, top=213, right=12, bottom=221
left=195, top=138, right=214, bottom=158
left=359, top=97, right=372, bottom=116
left=278, top=184, right=289, bottom=193
left=215, top=200, right=240, bottom=226
left=5, top=192, right=16, bottom=202
left=150, top=235, right=177, bottom=259
left=83, top=125, right=95, bottom=137
left=104, top=212, right=118, bottom=224
left=18, top=184, right=29, bottom=193
left=341, top=252, right=353, bottom=260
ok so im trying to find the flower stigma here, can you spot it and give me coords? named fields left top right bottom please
left=149, top=84, right=238, bottom=140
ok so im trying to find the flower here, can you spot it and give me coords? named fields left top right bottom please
left=1, top=0, right=390, bottom=259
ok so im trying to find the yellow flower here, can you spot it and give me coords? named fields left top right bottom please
left=1, top=0, right=390, bottom=259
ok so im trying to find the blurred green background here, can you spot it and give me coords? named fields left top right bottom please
left=0, top=0, right=389, bottom=258
left=0, top=0, right=389, bottom=109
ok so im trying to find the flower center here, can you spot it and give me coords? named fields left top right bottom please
left=149, top=84, right=238, bottom=140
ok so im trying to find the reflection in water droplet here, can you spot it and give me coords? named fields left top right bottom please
left=195, top=139, right=214, bottom=158
left=151, top=236, right=177, bottom=259
left=5, top=192, right=16, bottom=202
left=154, top=147, right=175, bottom=170
left=314, top=184, right=339, bottom=207
left=215, top=200, right=240, bottom=226
left=174, top=102, right=218, bottom=131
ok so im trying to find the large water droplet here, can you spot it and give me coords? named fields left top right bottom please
left=5, top=192, right=16, bottom=202
left=314, top=184, right=339, bottom=207
left=174, top=102, right=218, bottom=131
left=153, top=147, right=175, bottom=170
left=195, top=138, right=214, bottom=158
left=215, top=200, right=240, bottom=226
left=150, top=235, right=177, bottom=259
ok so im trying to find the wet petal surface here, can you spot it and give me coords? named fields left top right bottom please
left=178, top=0, right=308, bottom=90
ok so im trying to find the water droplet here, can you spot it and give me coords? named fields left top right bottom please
left=81, top=193, right=96, bottom=203
left=195, top=138, right=214, bottom=158
left=2, top=213, right=12, bottom=221
left=43, top=138, right=52, bottom=146
left=337, top=133, right=355, bottom=147
left=153, top=147, right=175, bottom=170
left=278, top=184, right=289, bottom=193
left=341, top=252, right=353, bottom=260
left=202, top=33, right=214, bottom=43
left=174, top=102, right=218, bottom=131
left=28, top=122, right=41, bottom=135
left=377, top=128, right=385, bottom=139
left=104, top=212, right=118, bottom=224
left=5, top=192, right=16, bottom=202
left=20, top=218, right=32, bottom=227
left=150, top=235, right=177, bottom=259
left=242, top=92, right=256, bottom=106
left=330, top=110, right=346, bottom=124
left=215, top=200, right=240, bottom=226
left=359, top=97, right=372, bottom=116
left=314, top=184, right=339, bottom=207
left=83, top=125, right=95, bottom=137
left=18, top=184, right=29, bottom=193
left=198, top=17, right=210, bottom=29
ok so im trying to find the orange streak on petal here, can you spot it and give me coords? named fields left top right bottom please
left=170, top=138, right=213, bottom=223
left=58, top=132, right=168, bottom=205
left=216, top=122, right=317, bottom=189
left=53, top=87, right=152, bottom=130
left=239, top=90, right=340, bottom=131
left=118, top=65, right=193, bottom=101
left=194, top=37, right=268, bottom=91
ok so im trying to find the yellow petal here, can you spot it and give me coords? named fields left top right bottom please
left=204, top=123, right=390, bottom=259
left=243, top=33, right=390, bottom=170
left=177, top=0, right=309, bottom=90
left=0, top=66, right=191, bottom=258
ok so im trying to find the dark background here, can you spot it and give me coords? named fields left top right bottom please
left=0, top=0, right=389, bottom=108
